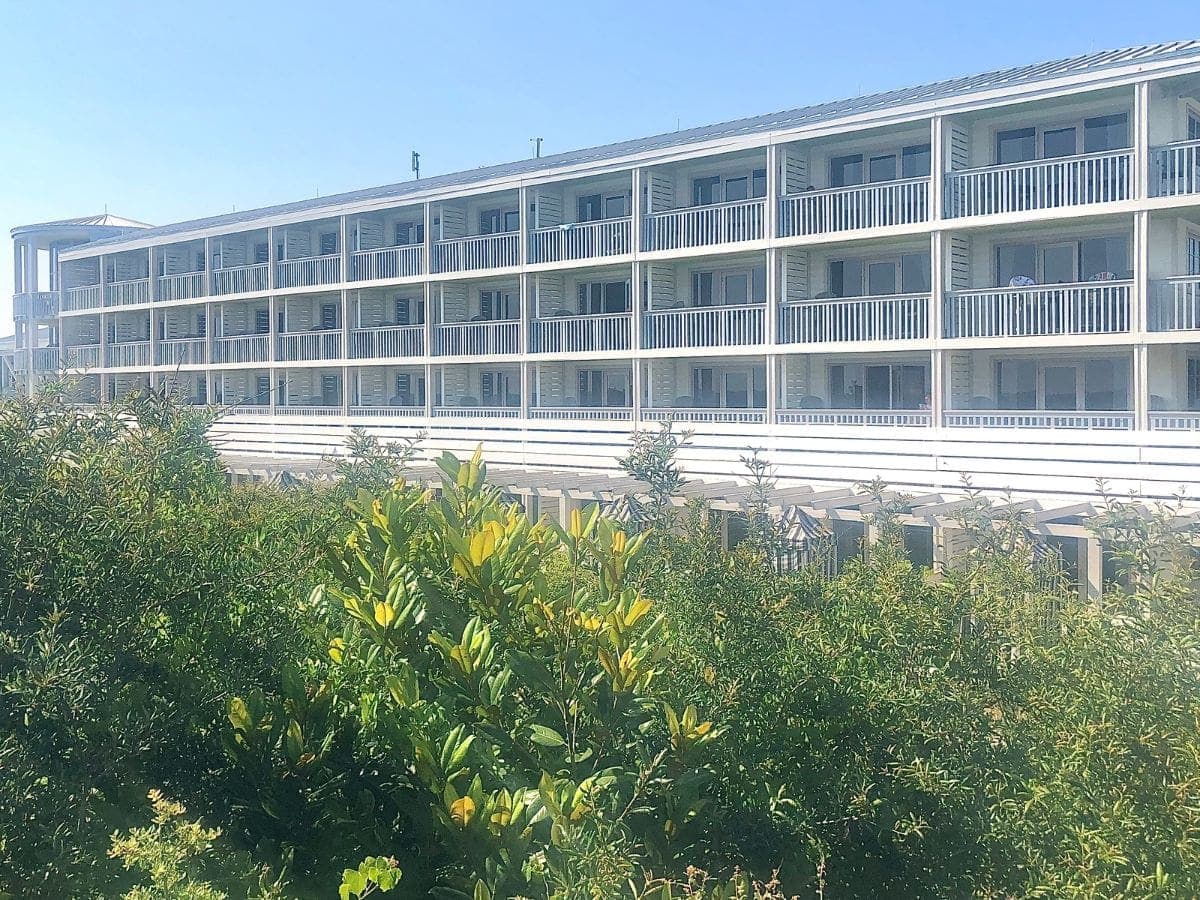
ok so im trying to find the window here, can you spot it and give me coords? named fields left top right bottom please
left=481, top=371, right=516, bottom=405
left=901, top=144, right=931, bottom=178
left=480, top=290, right=516, bottom=320
left=829, top=254, right=927, bottom=296
left=1186, top=231, right=1200, bottom=276
left=604, top=193, right=628, bottom=218
left=578, top=194, right=603, bottom=222
left=1188, top=358, right=1200, bottom=410
left=690, top=367, right=765, bottom=408
left=901, top=252, right=931, bottom=293
left=692, top=272, right=715, bottom=306
left=504, top=210, right=520, bottom=232
left=578, top=281, right=629, bottom=314
left=254, top=242, right=269, bottom=264
left=255, top=374, right=270, bottom=405
left=692, top=176, right=720, bottom=206
left=1079, top=236, right=1129, bottom=280
left=996, top=360, right=1036, bottom=409
left=320, top=303, right=338, bottom=330
left=394, top=221, right=424, bottom=246
left=829, top=363, right=927, bottom=409
left=195, top=251, right=206, bottom=271
left=996, top=128, right=1037, bottom=164
left=1041, top=243, right=1077, bottom=284
left=995, top=358, right=1128, bottom=410
left=480, top=209, right=517, bottom=234
left=830, top=154, right=864, bottom=188
left=1189, top=110, right=1200, bottom=142
left=578, top=369, right=630, bottom=407
left=723, top=273, right=750, bottom=304
left=1083, top=113, right=1129, bottom=153
left=869, top=154, right=897, bottom=183
left=319, top=232, right=339, bottom=256
left=725, top=176, right=748, bottom=202
left=1042, top=126, right=1077, bottom=159
left=829, top=258, right=864, bottom=297
left=196, top=312, right=207, bottom=337
left=751, top=168, right=767, bottom=198
left=254, top=308, right=270, bottom=334
left=320, top=374, right=341, bottom=406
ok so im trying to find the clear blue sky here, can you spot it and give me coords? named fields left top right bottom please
left=1, top=0, right=1194, bottom=332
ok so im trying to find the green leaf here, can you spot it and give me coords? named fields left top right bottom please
left=530, top=724, right=566, bottom=748
left=228, top=696, right=252, bottom=733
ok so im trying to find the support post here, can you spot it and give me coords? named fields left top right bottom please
left=1077, top=536, right=1103, bottom=603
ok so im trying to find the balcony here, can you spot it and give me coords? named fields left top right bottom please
left=642, top=304, right=764, bottom=350
left=1149, top=276, right=1200, bottom=331
left=31, top=347, right=60, bottom=372
left=157, top=338, right=207, bottom=366
left=643, top=406, right=767, bottom=424
left=943, top=410, right=1133, bottom=430
left=350, top=325, right=425, bottom=359
left=779, top=178, right=929, bottom=238
left=433, top=234, right=520, bottom=274
left=432, top=321, right=520, bottom=356
left=642, top=199, right=765, bottom=252
left=63, top=285, right=102, bottom=312
left=779, top=295, right=929, bottom=345
left=529, top=405, right=632, bottom=421
left=530, top=312, right=631, bottom=353
left=158, top=272, right=206, bottom=302
left=276, top=254, right=341, bottom=289
left=528, top=219, right=632, bottom=264
left=1149, top=412, right=1200, bottom=431
left=946, top=149, right=1132, bottom=218
left=212, top=263, right=269, bottom=295
left=63, top=344, right=101, bottom=368
left=106, top=341, right=152, bottom=367
left=213, top=334, right=270, bottom=364
left=13, top=291, right=58, bottom=319
left=350, top=245, right=423, bottom=282
left=944, top=281, right=1132, bottom=338
left=776, top=409, right=931, bottom=426
left=277, top=330, right=343, bottom=361
left=105, top=278, right=150, bottom=307
left=1152, top=140, right=1200, bottom=197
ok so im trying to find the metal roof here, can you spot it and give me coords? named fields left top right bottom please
left=64, top=40, right=1200, bottom=253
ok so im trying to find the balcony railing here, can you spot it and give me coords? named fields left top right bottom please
left=642, top=198, right=765, bottom=252
left=642, top=304, right=764, bottom=349
left=643, top=407, right=767, bottom=424
left=212, top=263, right=269, bottom=295
left=433, top=405, right=521, bottom=418
left=63, top=285, right=102, bottom=312
left=213, top=334, right=270, bottom=364
left=277, top=330, right=343, bottom=361
left=433, top=321, right=520, bottom=356
left=275, top=405, right=343, bottom=417
left=350, top=325, right=425, bottom=358
left=529, top=406, right=633, bottom=421
left=63, top=344, right=101, bottom=368
left=777, top=409, right=931, bottom=426
left=350, top=246, right=423, bottom=281
left=943, top=410, right=1134, bottom=430
left=946, top=149, right=1132, bottom=217
left=779, top=294, right=929, bottom=345
left=158, top=272, right=206, bottom=302
left=105, top=278, right=150, bottom=307
left=1149, top=276, right=1200, bottom=331
left=943, top=281, right=1132, bottom=338
left=1149, top=412, right=1200, bottom=431
left=530, top=312, right=631, bottom=353
left=528, top=218, right=632, bottom=263
left=433, top=233, right=520, bottom=273
left=13, top=291, right=59, bottom=319
left=31, top=347, right=60, bottom=372
left=157, top=338, right=207, bottom=366
left=349, top=405, right=426, bottom=417
left=275, top=254, right=342, bottom=289
left=779, top=178, right=929, bottom=237
left=1152, top=139, right=1200, bottom=197
left=106, top=341, right=152, bottom=367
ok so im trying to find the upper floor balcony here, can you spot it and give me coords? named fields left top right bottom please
left=1152, top=139, right=1200, bottom=198
left=62, top=284, right=102, bottom=312
left=528, top=175, right=633, bottom=264
left=431, top=279, right=519, bottom=356
left=349, top=209, right=425, bottom=281
left=642, top=254, right=766, bottom=349
left=105, top=277, right=150, bottom=307
left=158, top=270, right=206, bottom=302
left=275, top=220, right=343, bottom=288
left=213, top=333, right=270, bottom=364
left=433, top=320, right=519, bottom=356
left=63, top=343, right=101, bottom=369
left=642, top=151, right=767, bottom=253
left=432, top=193, right=520, bottom=274
left=13, top=291, right=58, bottom=319
left=1149, top=275, right=1200, bottom=332
left=156, top=337, right=207, bottom=366
left=30, top=347, right=60, bottom=373
left=106, top=340, right=152, bottom=368
left=780, top=294, right=928, bottom=345
left=777, top=354, right=931, bottom=427
left=529, top=270, right=631, bottom=353
left=276, top=253, right=341, bottom=289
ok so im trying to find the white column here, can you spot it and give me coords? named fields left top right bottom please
left=930, top=230, right=947, bottom=425
left=423, top=202, right=433, bottom=276
left=765, top=144, right=779, bottom=427
left=930, top=115, right=945, bottom=221
left=204, top=300, right=215, bottom=404
left=1133, top=81, right=1151, bottom=201
left=27, top=240, right=39, bottom=292
left=1134, top=343, right=1150, bottom=431
left=631, top=168, right=644, bottom=426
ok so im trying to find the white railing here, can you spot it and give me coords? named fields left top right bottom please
left=1152, top=139, right=1200, bottom=197
left=223, top=404, right=271, bottom=416
left=32, top=347, right=60, bottom=372
left=275, top=405, right=342, bottom=417
left=528, top=218, right=632, bottom=263
left=1149, top=277, right=1200, bottom=331
left=642, top=198, right=765, bottom=252
left=642, top=304, right=765, bottom=349
left=779, top=178, right=929, bottom=236
left=643, top=407, right=767, bottom=424
left=13, top=292, right=59, bottom=318
left=433, top=405, right=522, bottom=418
left=777, top=409, right=932, bottom=426
left=158, top=272, right=206, bottom=301
left=63, top=285, right=102, bottom=311
left=350, top=246, right=424, bottom=281
left=275, top=254, right=342, bottom=288
left=212, top=263, right=269, bottom=295
left=529, top=406, right=633, bottom=421
left=63, top=344, right=101, bottom=368
left=943, top=410, right=1134, bottom=430
left=433, top=321, right=520, bottom=356
left=531, top=312, right=631, bottom=353
left=433, top=233, right=520, bottom=273
left=351, top=325, right=425, bottom=358
left=944, top=281, right=1132, bottom=338
left=946, top=149, right=1132, bottom=217
left=157, top=338, right=207, bottom=366
left=349, top=405, right=427, bottom=418
left=779, top=294, right=929, bottom=344
left=105, top=278, right=150, bottom=307
left=1149, top=412, right=1200, bottom=431
left=213, top=334, right=270, bottom=364
left=106, top=341, right=151, bottom=367
left=277, top=330, right=343, bottom=361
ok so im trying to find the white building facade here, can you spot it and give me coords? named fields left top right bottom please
left=11, top=42, right=1200, bottom=504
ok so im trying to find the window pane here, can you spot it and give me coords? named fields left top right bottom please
left=724, top=273, right=749, bottom=304
left=897, top=366, right=928, bottom=409
left=901, top=144, right=931, bottom=178
left=1044, top=366, right=1078, bottom=410
left=901, top=253, right=931, bottom=293
left=996, top=128, right=1036, bottom=164
left=725, top=177, right=748, bottom=202
left=693, top=272, right=714, bottom=306
left=1083, top=113, right=1129, bottom=153
left=725, top=372, right=749, bottom=407
left=1084, top=359, right=1128, bottom=410
left=603, top=194, right=627, bottom=218
left=752, top=265, right=766, bottom=301
left=996, top=359, right=1036, bottom=408
left=1042, top=127, right=1077, bottom=158
left=864, top=366, right=891, bottom=409
left=752, top=169, right=767, bottom=198
left=603, top=281, right=629, bottom=312
left=867, top=261, right=897, bottom=296
left=869, top=154, right=897, bottom=183
left=577, top=194, right=602, bottom=222
left=693, top=176, right=719, bottom=206
left=830, top=154, right=864, bottom=188
left=1079, top=236, right=1129, bottom=280
left=1041, top=245, right=1076, bottom=284
left=830, top=258, right=863, bottom=297
left=503, top=211, right=520, bottom=232
left=996, top=244, right=1036, bottom=285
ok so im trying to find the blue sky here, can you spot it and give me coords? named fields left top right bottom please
left=1, top=0, right=1194, bottom=331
